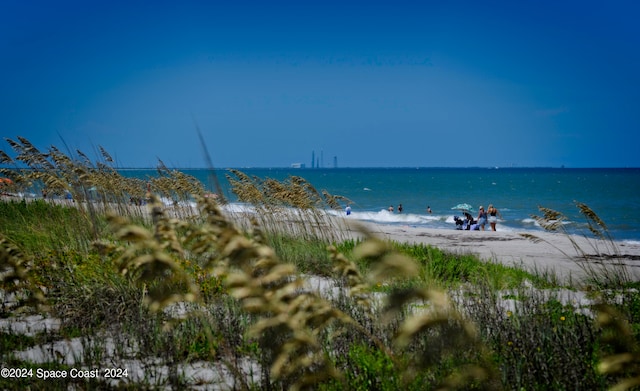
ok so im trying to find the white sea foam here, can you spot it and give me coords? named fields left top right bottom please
left=445, top=215, right=457, bottom=224
left=347, top=210, right=445, bottom=226
left=521, top=218, right=539, bottom=226
left=222, top=202, right=256, bottom=214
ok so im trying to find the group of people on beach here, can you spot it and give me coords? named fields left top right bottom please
left=346, top=202, right=502, bottom=231
left=455, top=204, right=502, bottom=231
left=474, top=204, right=502, bottom=231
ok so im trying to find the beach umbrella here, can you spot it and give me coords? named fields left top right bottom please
left=451, top=203, right=474, bottom=213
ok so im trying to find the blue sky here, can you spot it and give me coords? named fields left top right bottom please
left=1, top=1, right=639, bottom=168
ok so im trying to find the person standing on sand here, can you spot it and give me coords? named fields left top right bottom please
left=487, top=204, right=502, bottom=231
left=345, top=205, right=351, bottom=215
left=477, top=206, right=488, bottom=231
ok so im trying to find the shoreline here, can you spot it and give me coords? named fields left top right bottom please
left=344, top=219, right=640, bottom=283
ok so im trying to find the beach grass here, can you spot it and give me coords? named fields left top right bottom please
left=2, top=137, right=640, bottom=389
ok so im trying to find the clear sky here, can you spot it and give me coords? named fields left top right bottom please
left=1, top=0, right=639, bottom=168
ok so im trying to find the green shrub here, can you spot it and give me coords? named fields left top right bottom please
left=323, top=343, right=400, bottom=391
left=467, top=285, right=604, bottom=390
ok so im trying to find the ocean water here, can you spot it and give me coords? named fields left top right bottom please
left=121, top=167, right=640, bottom=242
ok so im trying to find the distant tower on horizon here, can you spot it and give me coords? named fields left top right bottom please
left=311, top=151, right=315, bottom=168
left=333, top=156, right=337, bottom=168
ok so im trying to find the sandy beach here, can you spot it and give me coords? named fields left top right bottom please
left=346, top=220, right=640, bottom=283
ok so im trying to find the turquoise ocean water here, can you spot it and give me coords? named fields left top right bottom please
left=121, top=167, right=640, bottom=242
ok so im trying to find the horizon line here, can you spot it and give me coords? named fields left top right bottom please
left=112, top=165, right=640, bottom=170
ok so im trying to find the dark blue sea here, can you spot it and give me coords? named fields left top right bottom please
left=120, top=167, right=640, bottom=243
